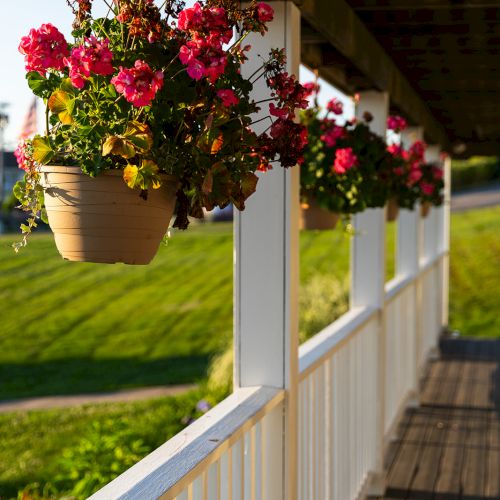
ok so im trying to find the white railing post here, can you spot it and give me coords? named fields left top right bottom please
left=423, top=145, right=442, bottom=265
left=398, top=127, right=424, bottom=279
left=234, top=3, right=300, bottom=499
left=352, top=90, right=389, bottom=496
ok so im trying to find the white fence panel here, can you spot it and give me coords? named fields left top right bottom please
left=384, top=279, right=417, bottom=433
left=418, top=260, right=443, bottom=367
left=298, top=308, right=379, bottom=500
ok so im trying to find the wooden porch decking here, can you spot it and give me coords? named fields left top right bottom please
left=382, top=338, right=500, bottom=500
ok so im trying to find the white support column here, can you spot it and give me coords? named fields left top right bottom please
left=399, top=127, right=426, bottom=397
left=398, top=127, right=424, bottom=278
left=353, top=91, right=389, bottom=496
left=423, top=145, right=442, bottom=264
left=351, top=91, right=389, bottom=310
left=440, top=155, right=452, bottom=328
left=234, top=3, right=300, bottom=500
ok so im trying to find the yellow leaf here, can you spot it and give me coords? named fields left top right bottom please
left=102, top=136, right=136, bottom=159
left=140, top=159, right=159, bottom=175
left=211, top=133, right=224, bottom=155
left=140, top=160, right=161, bottom=189
left=32, top=136, right=54, bottom=164
left=123, top=165, right=139, bottom=189
left=48, top=90, right=74, bottom=125
left=124, top=121, right=153, bottom=152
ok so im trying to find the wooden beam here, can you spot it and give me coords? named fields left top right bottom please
left=293, top=0, right=450, bottom=147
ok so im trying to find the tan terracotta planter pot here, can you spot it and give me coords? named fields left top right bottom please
left=300, top=198, right=340, bottom=230
left=420, top=201, right=432, bottom=218
left=386, top=197, right=400, bottom=222
left=40, top=166, right=178, bottom=265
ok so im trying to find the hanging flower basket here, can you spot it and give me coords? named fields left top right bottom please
left=300, top=198, right=340, bottom=230
left=386, top=197, right=400, bottom=222
left=40, top=166, right=177, bottom=264
left=299, top=86, right=391, bottom=223
left=420, top=201, right=432, bottom=218
left=12, top=0, right=308, bottom=263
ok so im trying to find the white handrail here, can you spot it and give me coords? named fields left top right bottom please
left=90, top=386, right=284, bottom=500
left=298, top=305, right=377, bottom=380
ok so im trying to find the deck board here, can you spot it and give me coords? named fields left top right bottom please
left=383, top=338, right=500, bottom=500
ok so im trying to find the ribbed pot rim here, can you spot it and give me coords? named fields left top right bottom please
left=39, top=165, right=177, bottom=182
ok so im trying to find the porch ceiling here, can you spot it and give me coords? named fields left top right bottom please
left=296, top=0, right=500, bottom=157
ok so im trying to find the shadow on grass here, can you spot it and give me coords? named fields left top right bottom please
left=0, top=355, right=211, bottom=400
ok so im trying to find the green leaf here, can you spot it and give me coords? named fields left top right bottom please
left=60, top=78, right=77, bottom=95
left=26, top=72, right=49, bottom=97
left=32, top=136, right=54, bottom=164
left=13, top=180, right=25, bottom=201
left=40, top=208, right=49, bottom=224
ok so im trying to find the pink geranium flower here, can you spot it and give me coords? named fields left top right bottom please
left=302, top=81, right=320, bottom=100
left=407, top=168, right=423, bottom=185
left=179, top=33, right=227, bottom=83
left=256, top=2, right=274, bottom=22
left=19, top=23, right=68, bottom=75
left=433, top=166, right=444, bottom=180
left=65, top=36, right=114, bottom=89
left=326, top=98, right=343, bottom=115
left=387, top=115, right=407, bottom=132
left=269, top=102, right=289, bottom=118
left=321, top=125, right=345, bottom=148
left=333, top=147, right=358, bottom=174
left=14, top=140, right=37, bottom=172
left=408, top=140, right=426, bottom=160
left=420, top=181, right=435, bottom=195
left=111, top=60, right=164, bottom=107
left=177, top=2, right=204, bottom=31
left=217, top=89, right=239, bottom=107
left=387, top=144, right=404, bottom=157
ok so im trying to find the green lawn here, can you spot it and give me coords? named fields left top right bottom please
left=0, top=387, right=222, bottom=499
left=449, top=206, right=500, bottom=337
left=0, top=223, right=353, bottom=400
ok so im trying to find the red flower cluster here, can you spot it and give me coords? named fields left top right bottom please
left=111, top=60, right=164, bottom=107
left=326, top=98, right=343, bottom=115
left=19, top=23, right=68, bottom=75
left=217, top=89, right=239, bottom=107
left=177, top=2, right=233, bottom=82
left=333, top=147, right=358, bottom=174
left=267, top=119, right=308, bottom=167
left=387, top=115, right=407, bottom=132
left=267, top=72, right=309, bottom=119
left=256, top=2, right=274, bottom=22
left=420, top=181, right=434, bottom=195
left=65, top=36, right=114, bottom=89
left=116, top=0, right=163, bottom=43
left=320, top=119, right=345, bottom=148
left=258, top=70, right=309, bottom=167
left=243, top=2, right=275, bottom=34
left=302, top=81, right=320, bottom=101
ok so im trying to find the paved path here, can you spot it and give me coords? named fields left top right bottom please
left=0, top=384, right=196, bottom=413
left=382, top=338, right=500, bottom=499
left=451, top=181, right=500, bottom=212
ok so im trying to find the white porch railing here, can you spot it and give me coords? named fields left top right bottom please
left=90, top=3, right=451, bottom=499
